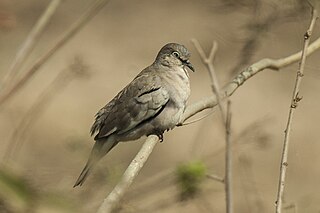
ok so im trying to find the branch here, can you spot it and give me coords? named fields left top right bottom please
left=225, top=100, right=233, bottom=213
left=96, top=34, right=320, bottom=213
left=0, top=0, right=110, bottom=107
left=191, top=39, right=226, bottom=121
left=206, top=173, right=224, bottom=184
left=96, top=135, right=159, bottom=213
left=191, top=39, right=233, bottom=213
left=275, top=8, right=318, bottom=213
left=181, top=34, right=320, bottom=124
left=1, top=0, right=62, bottom=90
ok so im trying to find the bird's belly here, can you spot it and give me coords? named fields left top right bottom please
left=153, top=104, right=184, bottom=130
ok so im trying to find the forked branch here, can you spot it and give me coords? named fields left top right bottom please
left=191, top=39, right=233, bottom=213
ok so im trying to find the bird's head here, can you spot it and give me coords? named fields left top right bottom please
left=155, top=43, right=195, bottom=72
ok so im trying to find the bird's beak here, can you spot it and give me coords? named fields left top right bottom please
left=184, top=60, right=195, bottom=72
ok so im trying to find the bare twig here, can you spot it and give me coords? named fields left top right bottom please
left=275, top=7, right=318, bottom=213
left=96, top=135, right=159, bottom=213
left=191, top=39, right=233, bottom=213
left=177, top=109, right=215, bottom=126
left=181, top=35, right=320, bottom=124
left=0, top=0, right=110, bottom=106
left=191, top=39, right=226, bottom=121
left=206, top=173, right=224, bottom=183
left=1, top=0, right=62, bottom=90
left=225, top=100, right=233, bottom=213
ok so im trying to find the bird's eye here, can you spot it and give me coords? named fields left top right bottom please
left=172, top=51, right=180, bottom=58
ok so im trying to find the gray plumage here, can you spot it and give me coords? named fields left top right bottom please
left=74, top=43, right=194, bottom=187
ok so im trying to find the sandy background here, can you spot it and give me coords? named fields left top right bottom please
left=0, top=0, right=320, bottom=212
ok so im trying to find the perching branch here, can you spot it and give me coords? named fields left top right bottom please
left=96, top=35, right=320, bottom=213
left=96, top=135, right=159, bottom=213
left=275, top=7, right=318, bottom=213
left=1, top=0, right=62, bottom=90
left=0, top=0, right=110, bottom=107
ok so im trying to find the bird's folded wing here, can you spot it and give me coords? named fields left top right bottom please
left=91, top=73, right=169, bottom=140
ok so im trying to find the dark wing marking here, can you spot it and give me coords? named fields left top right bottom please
left=91, top=72, right=169, bottom=140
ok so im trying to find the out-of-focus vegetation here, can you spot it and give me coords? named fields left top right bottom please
left=0, top=168, right=76, bottom=213
left=176, top=161, right=206, bottom=201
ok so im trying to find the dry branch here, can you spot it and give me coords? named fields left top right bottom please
left=96, top=135, right=159, bottom=213
left=96, top=35, right=320, bottom=213
left=275, top=7, right=318, bottom=213
left=206, top=173, right=224, bottom=183
left=1, top=0, right=62, bottom=90
left=0, top=0, right=110, bottom=107
left=225, top=100, right=233, bottom=213
left=191, top=39, right=233, bottom=213
left=191, top=39, right=226, bottom=120
left=181, top=35, right=320, bottom=124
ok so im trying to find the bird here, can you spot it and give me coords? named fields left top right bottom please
left=73, top=43, right=195, bottom=187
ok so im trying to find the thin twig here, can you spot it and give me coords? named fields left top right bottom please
left=191, top=39, right=233, bottom=213
left=177, top=109, right=215, bottom=126
left=275, top=7, right=318, bottom=213
left=181, top=35, right=320, bottom=124
left=225, top=100, right=233, bottom=213
left=191, top=39, right=226, bottom=122
left=96, top=135, right=159, bottom=213
left=206, top=173, right=224, bottom=183
left=1, top=0, right=62, bottom=90
left=0, top=0, right=110, bottom=107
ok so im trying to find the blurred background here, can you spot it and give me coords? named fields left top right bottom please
left=0, top=0, right=320, bottom=212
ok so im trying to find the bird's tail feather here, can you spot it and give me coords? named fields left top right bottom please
left=73, top=138, right=118, bottom=187
left=73, top=162, right=91, bottom=187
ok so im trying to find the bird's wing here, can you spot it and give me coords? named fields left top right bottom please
left=91, top=72, right=169, bottom=140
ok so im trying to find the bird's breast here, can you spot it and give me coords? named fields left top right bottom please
left=162, top=68, right=191, bottom=107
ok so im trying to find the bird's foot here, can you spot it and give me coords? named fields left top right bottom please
left=158, top=134, right=164, bottom=142
left=148, top=130, right=164, bottom=142
left=155, top=130, right=164, bottom=142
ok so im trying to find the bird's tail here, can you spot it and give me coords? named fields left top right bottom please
left=73, top=162, right=91, bottom=187
left=73, top=138, right=118, bottom=187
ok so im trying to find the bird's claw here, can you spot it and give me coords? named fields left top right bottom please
left=154, top=130, right=164, bottom=142
left=158, top=134, right=164, bottom=142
